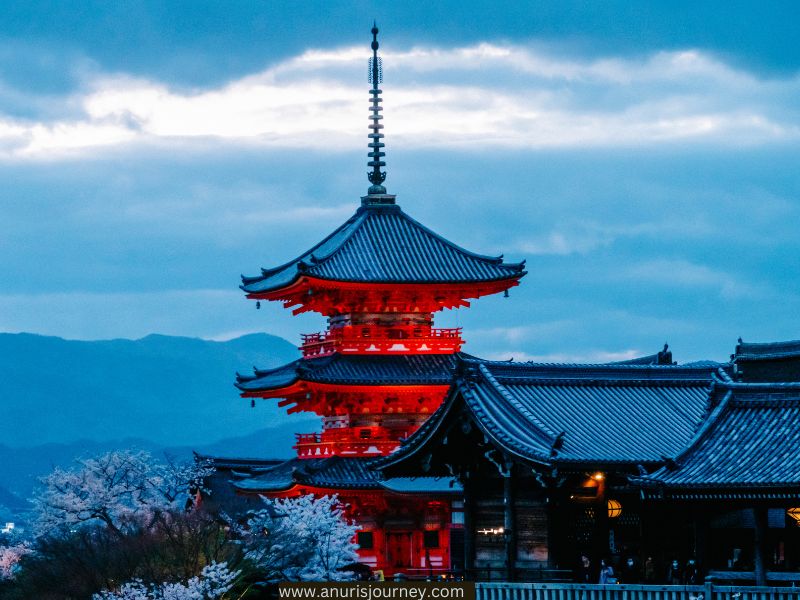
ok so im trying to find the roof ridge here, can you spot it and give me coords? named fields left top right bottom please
left=670, top=389, right=732, bottom=467
left=240, top=210, right=367, bottom=288
left=478, top=360, right=714, bottom=371
left=716, top=380, right=800, bottom=391
left=390, top=204, right=526, bottom=267
left=737, top=338, right=800, bottom=348
left=477, top=363, right=559, bottom=441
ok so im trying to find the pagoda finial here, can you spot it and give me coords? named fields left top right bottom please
left=367, top=23, right=388, bottom=196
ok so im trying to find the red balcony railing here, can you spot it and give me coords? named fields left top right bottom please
left=300, top=325, right=463, bottom=358
left=294, top=427, right=403, bottom=458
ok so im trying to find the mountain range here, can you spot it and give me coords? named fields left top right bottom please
left=0, top=332, right=317, bottom=509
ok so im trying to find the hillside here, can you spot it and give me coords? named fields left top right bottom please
left=0, top=331, right=321, bottom=505
left=0, top=419, right=318, bottom=501
left=0, top=332, right=303, bottom=447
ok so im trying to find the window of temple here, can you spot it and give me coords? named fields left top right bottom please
left=423, top=530, right=440, bottom=549
left=357, top=531, right=375, bottom=549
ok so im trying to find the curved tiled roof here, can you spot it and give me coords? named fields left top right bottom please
left=734, top=338, right=800, bottom=361
left=236, top=353, right=460, bottom=392
left=234, top=457, right=381, bottom=492
left=638, top=379, right=800, bottom=498
left=231, top=456, right=461, bottom=494
left=241, top=203, right=526, bottom=294
left=378, top=357, right=722, bottom=470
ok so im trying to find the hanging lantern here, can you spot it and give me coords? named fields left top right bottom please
left=607, top=499, right=622, bottom=519
left=787, top=508, right=800, bottom=523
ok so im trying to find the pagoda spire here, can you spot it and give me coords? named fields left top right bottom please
left=367, top=23, right=388, bottom=196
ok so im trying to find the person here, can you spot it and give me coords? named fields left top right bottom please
left=576, top=554, right=594, bottom=583
left=684, top=558, right=700, bottom=584
left=666, top=559, right=683, bottom=585
left=644, top=556, right=657, bottom=583
left=599, top=558, right=616, bottom=584
left=620, top=557, right=640, bottom=584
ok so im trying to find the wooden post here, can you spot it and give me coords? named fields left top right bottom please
left=753, top=506, right=769, bottom=586
left=694, top=506, right=709, bottom=573
left=595, top=477, right=609, bottom=563
left=504, top=468, right=517, bottom=581
left=463, top=472, right=476, bottom=579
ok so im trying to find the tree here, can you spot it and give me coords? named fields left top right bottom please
left=93, top=561, right=239, bottom=600
left=0, top=542, right=31, bottom=580
left=7, top=509, right=253, bottom=599
left=32, top=450, right=214, bottom=539
left=245, top=494, right=359, bottom=581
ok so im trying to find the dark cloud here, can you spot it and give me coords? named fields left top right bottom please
left=0, top=4, right=798, bottom=364
left=0, top=0, right=797, bottom=94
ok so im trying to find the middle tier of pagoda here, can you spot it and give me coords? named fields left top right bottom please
left=236, top=353, right=456, bottom=458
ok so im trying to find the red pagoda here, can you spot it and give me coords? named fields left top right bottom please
left=224, top=25, right=525, bottom=576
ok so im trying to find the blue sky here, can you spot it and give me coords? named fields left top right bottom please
left=1, top=1, right=799, bottom=362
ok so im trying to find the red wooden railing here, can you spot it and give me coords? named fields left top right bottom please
left=300, top=325, right=463, bottom=358
left=294, top=427, right=403, bottom=458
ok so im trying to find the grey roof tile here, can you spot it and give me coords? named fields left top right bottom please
left=377, top=357, right=721, bottom=470
left=734, top=338, right=800, bottom=361
left=233, top=457, right=382, bottom=492
left=640, top=380, right=800, bottom=495
left=236, top=353, right=460, bottom=392
left=241, top=203, right=525, bottom=294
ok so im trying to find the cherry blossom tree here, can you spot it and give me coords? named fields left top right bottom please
left=245, top=494, right=359, bottom=581
left=0, top=542, right=31, bottom=580
left=93, top=561, right=239, bottom=600
left=32, top=450, right=214, bottom=538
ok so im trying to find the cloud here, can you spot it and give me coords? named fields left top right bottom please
left=621, top=259, right=761, bottom=299
left=483, top=348, right=644, bottom=363
left=0, top=42, right=798, bottom=158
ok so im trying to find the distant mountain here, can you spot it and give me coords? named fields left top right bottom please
left=0, top=419, right=318, bottom=502
left=0, top=484, right=25, bottom=512
left=0, top=332, right=303, bottom=448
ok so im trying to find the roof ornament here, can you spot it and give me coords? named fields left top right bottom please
left=367, top=23, right=389, bottom=197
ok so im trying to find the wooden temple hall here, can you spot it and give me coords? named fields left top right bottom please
left=202, top=27, right=800, bottom=584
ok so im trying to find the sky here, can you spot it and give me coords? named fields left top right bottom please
left=1, top=0, right=799, bottom=363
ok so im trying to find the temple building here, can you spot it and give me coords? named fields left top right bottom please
left=203, top=26, right=800, bottom=585
left=204, top=25, right=525, bottom=576
left=375, top=356, right=725, bottom=579
left=375, top=348, right=800, bottom=584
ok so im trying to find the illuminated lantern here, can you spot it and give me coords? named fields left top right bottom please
left=607, top=499, right=622, bottom=518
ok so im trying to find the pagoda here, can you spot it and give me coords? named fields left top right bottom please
left=226, top=25, right=525, bottom=575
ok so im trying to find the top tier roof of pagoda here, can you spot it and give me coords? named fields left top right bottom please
left=240, top=202, right=526, bottom=296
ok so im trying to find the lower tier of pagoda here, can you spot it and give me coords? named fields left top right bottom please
left=204, top=455, right=464, bottom=577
